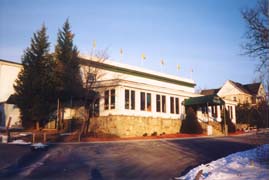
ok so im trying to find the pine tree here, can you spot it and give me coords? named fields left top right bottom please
left=13, top=25, right=57, bottom=129
left=54, top=19, right=83, bottom=103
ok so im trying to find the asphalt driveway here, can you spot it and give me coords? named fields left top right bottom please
left=0, top=133, right=268, bottom=180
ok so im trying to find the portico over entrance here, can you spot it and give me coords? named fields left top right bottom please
left=183, top=95, right=237, bottom=123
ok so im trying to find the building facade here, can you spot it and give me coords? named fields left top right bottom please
left=0, top=59, right=22, bottom=128
left=202, top=80, right=266, bottom=106
left=79, top=55, right=199, bottom=136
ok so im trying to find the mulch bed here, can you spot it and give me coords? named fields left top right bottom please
left=6, top=130, right=248, bottom=143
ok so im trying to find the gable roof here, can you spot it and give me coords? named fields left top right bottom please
left=243, top=83, right=261, bottom=95
left=201, top=88, right=220, bottom=96
left=201, top=80, right=262, bottom=96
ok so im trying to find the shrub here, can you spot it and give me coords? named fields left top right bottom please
left=151, top=132, right=157, bottom=136
left=142, top=133, right=148, bottom=137
left=180, top=107, right=203, bottom=134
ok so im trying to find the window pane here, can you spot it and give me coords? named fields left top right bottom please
left=147, top=93, right=151, bottom=112
left=110, top=89, right=115, bottom=109
left=125, top=89, right=129, bottom=109
left=140, top=92, right=145, bottom=111
left=175, top=98, right=179, bottom=114
left=162, top=95, right=166, bottom=113
left=104, top=90, right=109, bottom=110
left=131, top=90, right=135, bottom=110
left=170, top=97, right=174, bottom=114
left=156, top=95, right=161, bottom=112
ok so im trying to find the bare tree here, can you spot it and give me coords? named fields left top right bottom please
left=241, top=0, right=269, bottom=90
left=79, top=50, right=108, bottom=135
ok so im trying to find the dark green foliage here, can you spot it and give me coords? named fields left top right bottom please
left=54, top=19, right=83, bottom=102
left=221, top=109, right=236, bottom=133
left=237, top=102, right=269, bottom=128
left=13, top=25, right=57, bottom=129
left=180, top=107, right=203, bottom=134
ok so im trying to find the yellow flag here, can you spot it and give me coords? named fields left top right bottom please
left=93, top=40, right=96, bottom=49
left=177, top=64, right=180, bottom=71
left=141, top=53, right=146, bottom=60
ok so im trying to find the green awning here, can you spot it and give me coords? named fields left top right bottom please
left=184, top=95, right=225, bottom=106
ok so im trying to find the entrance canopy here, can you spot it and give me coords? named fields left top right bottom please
left=183, top=95, right=225, bottom=107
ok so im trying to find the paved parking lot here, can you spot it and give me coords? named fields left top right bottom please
left=1, top=133, right=268, bottom=180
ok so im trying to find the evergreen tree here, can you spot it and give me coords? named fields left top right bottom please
left=54, top=19, right=83, bottom=103
left=13, top=25, right=57, bottom=129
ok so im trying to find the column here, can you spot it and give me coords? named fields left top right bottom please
left=208, top=106, right=212, bottom=121
left=232, top=105, right=236, bottom=124
left=217, top=105, right=221, bottom=122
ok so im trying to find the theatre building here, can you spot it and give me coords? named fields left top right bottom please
left=79, top=55, right=199, bottom=137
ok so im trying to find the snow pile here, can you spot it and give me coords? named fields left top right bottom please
left=31, top=143, right=48, bottom=149
left=177, top=144, right=269, bottom=180
left=9, top=139, right=31, bottom=145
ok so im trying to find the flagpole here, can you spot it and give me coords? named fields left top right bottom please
left=120, top=48, right=123, bottom=63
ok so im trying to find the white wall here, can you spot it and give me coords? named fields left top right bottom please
left=98, top=84, right=196, bottom=119
left=0, top=61, right=21, bottom=102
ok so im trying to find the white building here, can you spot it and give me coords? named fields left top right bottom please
left=79, top=55, right=200, bottom=136
left=0, top=59, right=22, bottom=128
left=0, top=56, right=238, bottom=136
left=79, top=55, right=198, bottom=118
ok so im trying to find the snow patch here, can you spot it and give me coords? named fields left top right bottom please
left=176, top=144, right=269, bottom=180
left=9, top=139, right=31, bottom=145
left=31, top=143, right=48, bottom=149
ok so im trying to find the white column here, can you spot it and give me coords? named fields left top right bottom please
left=167, top=96, right=170, bottom=115
left=135, top=90, right=140, bottom=113
left=232, top=105, right=236, bottom=124
left=217, top=105, right=221, bottom=122
left=152, top=93, right=156, bottom=116
left=208, top=106, right=212, bottom=121
left=116, top=86, right=123, bottom=115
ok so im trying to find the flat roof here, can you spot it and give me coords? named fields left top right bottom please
left=0, top=59, right=22, bottom=67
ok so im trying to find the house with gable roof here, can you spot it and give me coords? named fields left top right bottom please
left=201, top=80, right=266, bottom=105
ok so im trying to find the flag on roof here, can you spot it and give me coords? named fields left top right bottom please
left=141, top=53, right=146, bottom=60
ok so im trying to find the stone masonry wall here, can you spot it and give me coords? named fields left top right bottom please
left=89, top=115, right=182, bottom=137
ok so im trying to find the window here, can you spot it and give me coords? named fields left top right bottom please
left=170, top=97, right=174, bottom=114
left=162, top=95, right=166, bottom=113
left=175, top=98, right=179, bottom=114
left=125, top=89, right=129, bottom=109
left=88, top=73, right=96, bottom=83
left=147, top=93, right=151, bottom=111
left=140, top=92, right=145, bottom=111
left=104, top=89, right=116, bottom=110
left=125, top=89, right=135, bottom=110
left=110, top=89, right=115, bottom=109
left=104, top=90, right=109, bottom=110
left=131, top=90, right=135, bottom=110
left=233, top=97, right=237, bottom=101
left=156, top=94, right=161, bottom=112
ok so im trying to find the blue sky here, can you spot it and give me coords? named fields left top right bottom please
left=0, top=0, right=259, bottom=90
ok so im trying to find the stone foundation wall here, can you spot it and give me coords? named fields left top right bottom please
left=89, top=115, right=182, bottom=137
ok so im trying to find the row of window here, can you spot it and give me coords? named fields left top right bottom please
left=104, top=88, right=181, bottom=114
